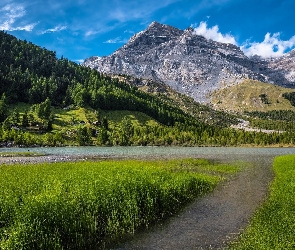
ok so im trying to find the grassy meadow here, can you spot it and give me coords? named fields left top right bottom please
left=211, top=80, right=295, bottom=113
left=0, top=158, right=238, bottom=249
left=231, top=154, right=295, bottom=249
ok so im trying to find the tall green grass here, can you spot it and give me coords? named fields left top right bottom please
left=230, top=155, right=295, bottom=249
left=0, top=158, right=237, bottom=249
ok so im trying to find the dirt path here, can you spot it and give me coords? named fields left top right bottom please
left=115, top=155, right=274, bottom=249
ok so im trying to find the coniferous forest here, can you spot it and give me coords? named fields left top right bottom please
left=1, top=30, right=295, bottom=147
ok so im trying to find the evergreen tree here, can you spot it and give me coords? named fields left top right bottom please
left=0, top=93, right=8, bottom=122
left=97, top=127, right=109, bottom=145
left=22, top=110, right=29, bottom=127
left=76, top=126, right=92, bottom=146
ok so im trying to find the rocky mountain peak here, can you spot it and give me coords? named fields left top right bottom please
left=83, top=22, right=295, bottom=103
left=123, top=21, right=183, bottom=51
left=147, top=21, right=165, bottom=29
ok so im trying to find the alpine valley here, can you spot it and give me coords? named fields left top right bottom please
left=1, top=22, right=295, bottom=147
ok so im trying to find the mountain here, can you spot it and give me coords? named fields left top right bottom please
left=265, top=49, right=295, bottom=87
left=83, top=21, right=295, bottom=103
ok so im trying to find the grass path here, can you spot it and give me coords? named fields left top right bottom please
left=117, top=155, right=274, bottom=249
left=230, top=154, right=295, bottom=249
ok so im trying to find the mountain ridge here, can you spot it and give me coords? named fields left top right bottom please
left=83, top=21, right=295, bottom=103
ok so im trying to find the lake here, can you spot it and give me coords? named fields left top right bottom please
left=1, top=146, right=295, bottom=160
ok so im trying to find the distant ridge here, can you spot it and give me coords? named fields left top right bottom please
left=83, top=22, right=295, bottom=103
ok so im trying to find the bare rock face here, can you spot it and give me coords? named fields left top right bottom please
left=264, top=49, right=295, bottom=87
left=83, top=21, right=295, bottom=103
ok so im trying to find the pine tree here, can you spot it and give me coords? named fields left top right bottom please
left=0, top=93, right=8, bottom=122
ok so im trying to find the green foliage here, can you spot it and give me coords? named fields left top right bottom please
left=21, top=110, right=29, bottom=127
left=0, top=104, right=294, bottom=146
left=259, top=93, right=271, bottom=104
left=0, top=93, right=8, bottom=122
left=0, top=158, right=232, bottom=249
left=245, top=109, right=295, bottom=121
left=245, top=110, right=295, bottom=131
left=75, top=126, right=92, bottom=146
left=283, top=92, right=295, bottom=106
left=118, top=116, right=134, bottom=146
left=34, top=97, right=52, bottom=120
left=231, top=155, right=295, bottom=249
left=96, top=127, right=109, bottom=145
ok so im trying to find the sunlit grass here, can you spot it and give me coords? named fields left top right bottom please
left=230, top=154, right=295, bottom=249
left=211, top=80, right=295, bottom=113
left=0, top=158, right=239, bottom=249
left=104, top=110, right=158, bottom=126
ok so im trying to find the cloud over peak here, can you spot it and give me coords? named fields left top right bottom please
left=192, top=21, right=295, bottom=59
left=242, top=32, right=295, bottom=58
left=192, top=21, right=237, bottom=45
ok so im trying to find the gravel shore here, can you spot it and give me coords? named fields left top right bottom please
left=0, top=155, right=88, bottom=165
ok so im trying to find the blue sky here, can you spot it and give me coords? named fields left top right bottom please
left=1, top=0, right=295, bottom=63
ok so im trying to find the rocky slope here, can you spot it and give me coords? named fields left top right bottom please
left=266, top=49, right=295, bottom=87
left=83, top=21, right=295, bottom=103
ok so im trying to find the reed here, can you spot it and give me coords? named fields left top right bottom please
left=0, top=158, right=237, bottom=249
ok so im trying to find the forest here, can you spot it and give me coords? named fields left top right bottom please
left=244, top=110, right=295, bottom=132
left=1, top=30, right=295, bottom=147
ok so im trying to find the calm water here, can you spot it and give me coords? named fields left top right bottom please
left=1, top=146, right=295, bottom=160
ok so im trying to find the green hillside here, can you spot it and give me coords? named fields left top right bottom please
left=111, top=74, right=238, bottom=127
left=0, top=31, right=197, bottom=127
left=211, top=80, right=295, bottom=113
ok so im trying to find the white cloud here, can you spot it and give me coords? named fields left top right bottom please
left=192, top=21, right=295, bottom=58
left=85, top=25, right=117, bottom=37
left=103, top=37, right=128, bottom=44
left=124, top=30, right=134, bottom=34
left=74, top=59, right=85, bottom=64
left=192, top=21, right=237, bottom=45
left=39, top=25, right=67, bottom=34
left=12, top=23, right=36, bottom=32
left=0, top=3, right=37, bottom=31
left=85, top=30, right=98, bottom=37
left=241, top=33, right=295, bottom=58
